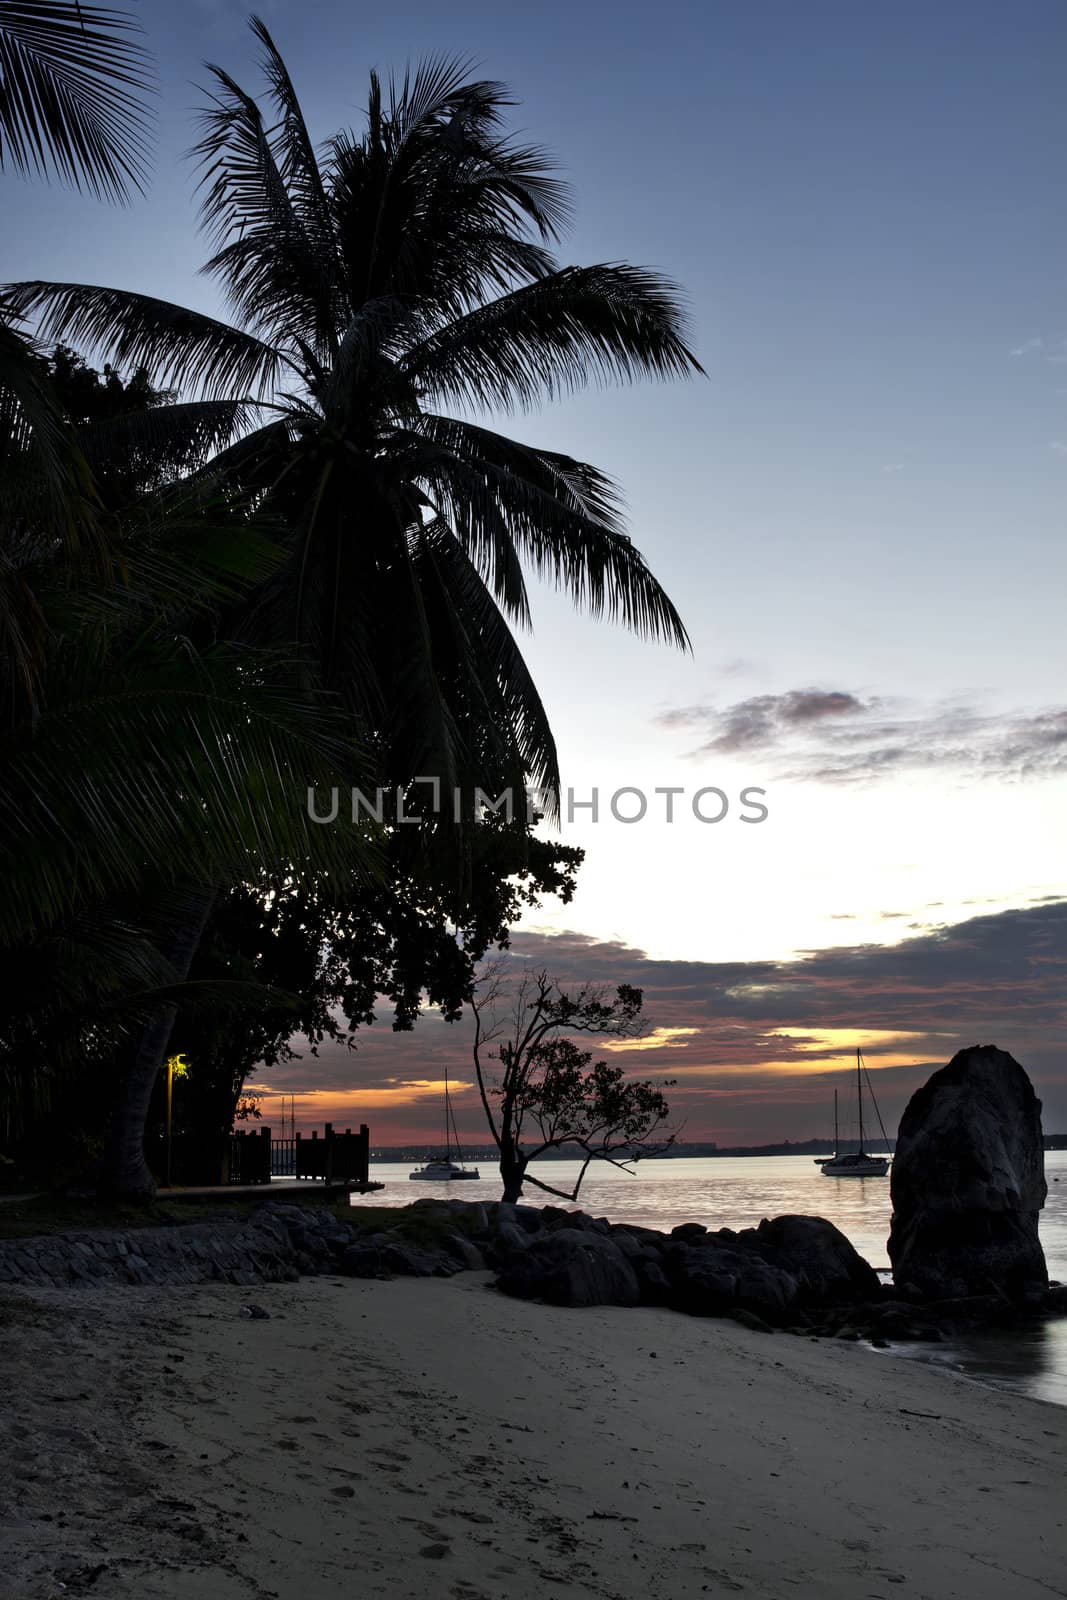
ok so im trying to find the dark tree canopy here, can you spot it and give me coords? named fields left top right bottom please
left=164, top=822, right=583, bottom=1170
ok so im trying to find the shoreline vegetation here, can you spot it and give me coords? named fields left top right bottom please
left=3, top=1271, right=1065, bottom=1600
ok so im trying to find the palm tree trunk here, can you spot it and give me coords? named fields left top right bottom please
left=99, top=887, right=217, bottom=1199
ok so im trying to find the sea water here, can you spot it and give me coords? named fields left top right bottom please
left=351, top=1149, right=1067, bottom=1407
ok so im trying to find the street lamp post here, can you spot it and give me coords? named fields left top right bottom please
left=164, top=1054, right=188, bottom=1188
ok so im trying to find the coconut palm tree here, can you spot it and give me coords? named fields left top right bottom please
left=0, top=0, right=152, bottom=201
left=6, top=26, right=702, bottom=784
left=4, top=24, right=704, bottom=1195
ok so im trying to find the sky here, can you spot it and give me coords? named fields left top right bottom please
left=5, top=0, right=1064, bottom=1141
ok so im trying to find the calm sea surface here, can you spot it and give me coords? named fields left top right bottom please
left=352, top=1150, right=1067, bottom=1408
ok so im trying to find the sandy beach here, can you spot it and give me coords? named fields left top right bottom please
left=3, top=1274, right=1065, bottom=1600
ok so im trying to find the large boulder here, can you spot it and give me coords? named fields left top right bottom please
left=661, top=1240, right=799, bottom=1322
left=741, top=1215, right=882, bottom=1303
left=496, top=1228, right=640, bottom=1307
left=888, top=1045, right=1048, bottom=1300
left=340, top=1235, right=459, bottom=1278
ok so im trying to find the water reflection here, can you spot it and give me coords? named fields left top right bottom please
left=889, top=1318, right=1067, bottom=1410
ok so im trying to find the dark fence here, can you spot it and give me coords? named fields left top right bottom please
left=229, top=1127, right=272, bottom=1185
left=270, top=1123, right=370, bottom=1185
left=157, top=1123, right=370, bottom=1187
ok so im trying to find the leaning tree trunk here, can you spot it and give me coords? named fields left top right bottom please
left=98, top=886, right=217, bottom=1200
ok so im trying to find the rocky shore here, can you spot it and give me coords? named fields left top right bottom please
left=3, top=1194, right=1064, bottom=1349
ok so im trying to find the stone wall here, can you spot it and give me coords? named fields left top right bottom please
left=0, top=1211, right=305, bottom=1289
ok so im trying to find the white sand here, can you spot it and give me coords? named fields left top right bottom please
left=2, top=1274, right=1065, bottom=1600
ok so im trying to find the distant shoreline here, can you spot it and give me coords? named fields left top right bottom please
left=368, top=1136, right=1067, bottom=1162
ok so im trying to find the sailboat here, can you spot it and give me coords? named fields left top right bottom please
left=814, top=1049, right=891, bottom=1178
left=409, top=1064, right=481, bottom=1181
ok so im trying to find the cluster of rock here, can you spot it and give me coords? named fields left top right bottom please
left=1, top=1196, right=1062, bottom=1345
left=390, top=1199, right=1065, bottom=1341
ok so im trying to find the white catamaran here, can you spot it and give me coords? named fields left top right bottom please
left=409, top=1064, right=480, bottom=1182
left=814, top=1048, right=891, bottom=1178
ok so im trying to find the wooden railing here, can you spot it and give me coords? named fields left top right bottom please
left=229, top=1127, right=272, bottom=1185
left=157, top=1122, right=370, bottom=1187
left=269, top=1123, right=370, bottom=1185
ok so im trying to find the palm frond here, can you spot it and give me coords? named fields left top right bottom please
left=191, top=59, right=339, bottom=356
left=0, top=644, right=379, bottom=942
left=350, top=515, right=464, bottom=792
left=399, top=415, right=690, bottom=648
left=415, top=517, right=560, bottom=802
left=2, top=281, right=286, bottom=398
left=248, top=16, right=334, bottom=262
left=327, top=70, right=568, bottom=328
left=0, top=0, right=153, bottom=200
left=66, top=484, right=290, bottom=633
left=0, top=312, right=103, bottom=712
left=402, top=263, right=705, bottom=412
left=75, top=396, right=260, bottom=487
left=384, top=60, right=570, bottom=238
left=386, top=54, right=485, bottom=143
left=191, top=414, right=295, bottom=493
left=0, top=310, right=99, bottom=543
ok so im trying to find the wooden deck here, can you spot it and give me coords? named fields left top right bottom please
left=156, top=1179, right=384, bottom=1202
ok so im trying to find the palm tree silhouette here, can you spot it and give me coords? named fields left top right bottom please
left=4, top=22, right=705, bottom=1194
left=7, top=26, right=702, bottom=789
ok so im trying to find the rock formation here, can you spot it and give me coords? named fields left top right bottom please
left=888, top=1044, right=1047, bottom=1300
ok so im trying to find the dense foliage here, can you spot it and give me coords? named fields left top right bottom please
left=0, top=21, right=698, bottom=1195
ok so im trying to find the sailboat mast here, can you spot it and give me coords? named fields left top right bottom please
left=856, top=1047, right=865, bottom=1154
left=444, top=1065, right=451, bottom=1161
left=833, top=1088, right=839, bottom=1155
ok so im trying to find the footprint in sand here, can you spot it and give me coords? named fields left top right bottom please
left=399, top=1516, right=451, bottom=1540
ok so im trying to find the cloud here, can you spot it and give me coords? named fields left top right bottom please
left=257, top=902, right=1067, bottom=1142
left=656, top=688, right=1067, bottom=784
left=659, top=689, right=871, bottom=756
left=601, top=1026, right=700, bottom=1053
left=1010, top=335, right=1067, bottom=365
